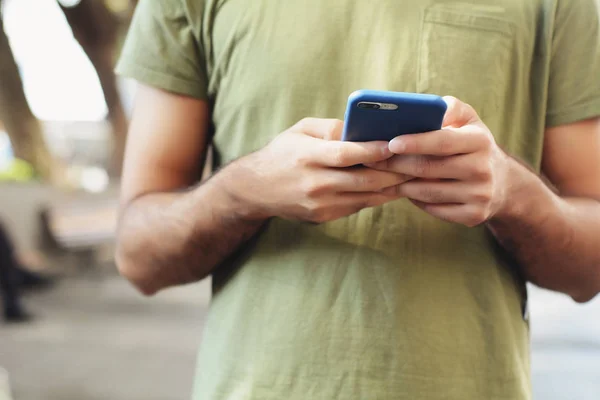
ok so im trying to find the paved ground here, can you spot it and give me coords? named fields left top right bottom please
left=0, top=272, right=210, bottom=400
left=529, top=286, right=600, bottom=400
left=1, top=272, right=599, bottom=400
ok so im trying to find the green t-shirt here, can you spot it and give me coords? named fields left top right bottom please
left=117, top=1, right=600, bottom=399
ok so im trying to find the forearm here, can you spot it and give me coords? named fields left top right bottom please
left=116, top=169, right=266, bottom=295
left=487, top=159, right=600, bottom=302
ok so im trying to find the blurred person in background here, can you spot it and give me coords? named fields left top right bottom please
left=115, top=1, right=600, bottom=399
left=0, top=221, right=29, bottom=322
left=0, top=221, right=52, bottom=323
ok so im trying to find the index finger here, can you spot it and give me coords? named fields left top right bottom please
left=314, top=139, right=393, bottom=167
left=442, top=96, right=480, bottom=128
left=293, top=117, right=393, bottom=167
left=388, top=128, right=488, bottom=156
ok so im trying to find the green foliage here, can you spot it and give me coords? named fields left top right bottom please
left=0, top=158, right=36, bottom=182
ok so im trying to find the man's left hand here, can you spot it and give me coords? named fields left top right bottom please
left=368, top=96, right=512, bottom=227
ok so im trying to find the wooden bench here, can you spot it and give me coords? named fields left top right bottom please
left=39, top=199, right=118, bottom=268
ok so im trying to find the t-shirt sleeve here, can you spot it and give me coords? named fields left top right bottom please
left=115, top=0, right=208, bottom=99
left=546, top=0, right=600, bottom=127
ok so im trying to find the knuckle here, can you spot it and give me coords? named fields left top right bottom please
left=294, top=153, right=312, bottom=167
left=365, top=197, right=380, bottom=208
left=315, top=209, right=335, bottom=223
left=472, top=187, right=493, bottom=203
left=354, top=201, right=371, bottom=213
left=398, top=174, right=412, bottom=185
left=479, top=132, right=495, bottom=150
left=437, top=137, right=454, bottom=154
left=303, top=178, right=326, bottom=197
left=466, top=208, right=488, bottom=227
left=292, top=118, right=310, bottom=133
left=330, top=144, right=351, bottom=167
left=464, top=220, right=479, bottom=228
left=296, top=117, right=314, bottom=129
left=384, top=157, right=401, bottom=172
left=420, top=187, right=444, bottom=203
left=353, top=172, right=376, bottom=189
left=271, top=130, right=291, bottom=146
left=380, top=184, right=402, bottom=197
left=372, top=192, right=397, bottom=206
left=391, top=184, right=404, bottom=196
left=460, top=101, right=478, bottom=122
left=304, top=203, right=328, bottom=223
left=414, top=156, right=434, bottom=176
left=464, top=102, right=477, bottom=116
left=375, top=157, right=392, bottom=171
left=295, top=157, right=311, bottom=168
left=305, top=200, right=320, bottom=213
left=472, top=161, right=492, bottom=180
left=326, top=119, right=344, bottom=141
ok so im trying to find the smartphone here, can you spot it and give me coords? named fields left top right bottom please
left=342, top=90, right=447, bottom=142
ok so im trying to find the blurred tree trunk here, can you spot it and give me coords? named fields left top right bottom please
left=0, top=9, right=58, bottom=181
left=59, top=0, right=127, bottom=177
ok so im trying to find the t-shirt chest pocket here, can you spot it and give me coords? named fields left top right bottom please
left=418, top=4, right=515, bottom=125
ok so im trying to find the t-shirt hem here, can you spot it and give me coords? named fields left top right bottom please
left=546, top=98, right=600, bottom=127
left=115, top=60, right=208, bottom=100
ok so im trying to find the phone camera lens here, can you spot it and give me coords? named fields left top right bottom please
left=358, top=102, right=380, bottom=109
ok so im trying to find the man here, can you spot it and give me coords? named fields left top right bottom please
left=0, top=222, right=50, bottom=322
left=0, top=222, right=27, bottom=322
left=115, top=1, right=600, bottom=399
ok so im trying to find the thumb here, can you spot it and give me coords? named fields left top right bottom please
left=292, top=118, right=344, bottom=141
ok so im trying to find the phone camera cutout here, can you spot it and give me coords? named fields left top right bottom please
left=357, top=102, right=398, bottom=110
left=357, top=102, right=381, bottom=110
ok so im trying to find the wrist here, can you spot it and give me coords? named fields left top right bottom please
left=206, top=154, right=272, bottom=222
left=491, top=157, right=529, bottom=222
left=489, top=156, right=556, bottom=224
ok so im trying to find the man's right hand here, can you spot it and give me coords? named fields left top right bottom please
left=216, top=118, right=411, bottom=223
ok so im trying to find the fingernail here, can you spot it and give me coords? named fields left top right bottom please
left=389, top=138, right=405, bottom=153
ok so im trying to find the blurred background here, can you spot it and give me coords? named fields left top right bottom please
left=0, top=1, right=598, bottom=399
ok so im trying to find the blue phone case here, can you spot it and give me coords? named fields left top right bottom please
left=342, top=90, right=447, bottom=142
